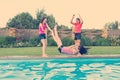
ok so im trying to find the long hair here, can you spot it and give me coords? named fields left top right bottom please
left=41, top=17, right=47, bottom=23
left=78, top=46, right=87, bottom=55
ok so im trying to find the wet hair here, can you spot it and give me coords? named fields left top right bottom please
left=76, top=18, right=80, bottom=23
left=78, top=46, right=87, bottom=55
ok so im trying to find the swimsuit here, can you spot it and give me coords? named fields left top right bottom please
left=58, top=45, right=79, bottom=55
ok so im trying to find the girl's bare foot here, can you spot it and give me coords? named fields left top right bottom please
left=42, top=54, right=48, bottom=57
left=76, top=53, right=81, bottom=57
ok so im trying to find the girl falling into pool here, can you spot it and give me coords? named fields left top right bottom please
left=48, top=24, right=87, bottom=56
left=71, top=14, right=83, bottom=46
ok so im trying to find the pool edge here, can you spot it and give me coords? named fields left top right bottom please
left=0, top=55, right=120, bottom=59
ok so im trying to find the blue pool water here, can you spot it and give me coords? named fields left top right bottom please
left=0, top=58, right=120, bottom=80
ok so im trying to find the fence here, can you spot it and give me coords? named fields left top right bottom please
left=0, top=28, right=73, bottom=40
left=0, top=28, right=38, bottom=39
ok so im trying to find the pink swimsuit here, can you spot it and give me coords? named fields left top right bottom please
left=73, top=23, right=82, bottom=33
left=60, top=47, right=78, bottom=55
left=39, top=23, right=47, bottom=34
left=61, top=47, right=73, bottom=54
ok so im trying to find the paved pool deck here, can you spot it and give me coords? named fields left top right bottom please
left=0, top=54, right=120, bottom=59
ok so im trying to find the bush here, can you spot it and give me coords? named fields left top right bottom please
left=29, top=36, right=40, bottom=47
left=62, top=37, right=74, bottom=46
left=47, top=37, right=57, bottom=46
left=0, top=36, right=16, bottom=48
left=5, top=36, right=16, bottom=44
left=108, top=36, right=120, bottom=46
left=81, top=35, right=93, bottom=46
left=0, top=36, right=6, bottom=45
left=93, top=36, right=111, bottom=46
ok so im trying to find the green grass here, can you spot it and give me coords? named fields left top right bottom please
left=88, top=46, right=120, bottom=55
left=0, top=46, right=120, bottom=56
left=0, top=47, right=59, bottom=56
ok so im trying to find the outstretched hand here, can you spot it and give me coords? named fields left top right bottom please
left=73, top=14, right=75, bottom=17
left=55, top=23, right=58, bottom=26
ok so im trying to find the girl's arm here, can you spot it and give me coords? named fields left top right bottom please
left=45, top=28, right=47, bottom=35
left=46, top=23, right=52, bottom=32
left=45, top=23, right=52, bottom=39
left=78, top=14, right=83, bottom=24
left=70, top=14, right=75, bottom=24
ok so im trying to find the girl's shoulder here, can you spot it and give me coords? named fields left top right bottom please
left=39, top=23, right=42, bottom=27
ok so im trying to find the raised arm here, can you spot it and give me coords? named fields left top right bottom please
left=70, top=14, right=75, bottom=24
left=78, top=14, right=83, bottom=24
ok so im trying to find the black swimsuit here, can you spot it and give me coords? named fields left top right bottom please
left=58, top=45, right=63, bottom=53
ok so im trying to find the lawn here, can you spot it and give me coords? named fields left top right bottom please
left=0, top=46, right=120, bottom=56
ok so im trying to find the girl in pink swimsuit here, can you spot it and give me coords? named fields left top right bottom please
left=39, top=17, right=51, bottom=57
left=48, top=25, right=87, bottom=56
left=71, top=14, right=83, bottom=45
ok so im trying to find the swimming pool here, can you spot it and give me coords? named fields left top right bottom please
left=0, top=58, right=120, bottom=80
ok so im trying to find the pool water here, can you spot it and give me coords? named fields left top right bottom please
left=0, top=58, right=120, bottom=80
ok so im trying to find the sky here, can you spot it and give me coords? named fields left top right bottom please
left=0, top=0, right=120, bottom=29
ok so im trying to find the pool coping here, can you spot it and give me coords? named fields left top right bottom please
left=0, top=55, right=120, bottom=59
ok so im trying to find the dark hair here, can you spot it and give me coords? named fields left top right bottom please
left=76, top=18, right=80, bottom=23
left=78, top=46, right=87, bottom=55
left=41, top=17, right=47, bottom=23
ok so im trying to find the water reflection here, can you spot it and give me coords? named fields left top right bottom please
left=0, top=59, right=120, bottom=80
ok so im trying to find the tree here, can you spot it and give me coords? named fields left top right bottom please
left=7, top=9, right=57, bottom=29
left=114, top=21, right=119, bottom=29
left=119, top=22, right=120, bottom=29
left=36, top=9, right=56, bottom=29
left=7, top=12, right=35, bottom=29
left=36, top=9, right=47, bottom=27
left=104, top=21, right=119, bottom=30
left=47, top=15, right=56, bottom=29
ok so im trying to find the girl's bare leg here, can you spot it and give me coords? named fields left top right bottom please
left=76, top=53, right=81, bottom=57
left=41, top=39, right=48, bottom=57
left=75, top=40, right=80, bottom=46
left=54, top=25, right=62, bottom=47
left=51, top=30, right=58, bottom=43
left=50, top=30, right=62, bottom=47
left=47, top=24, right=62, bottom=47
